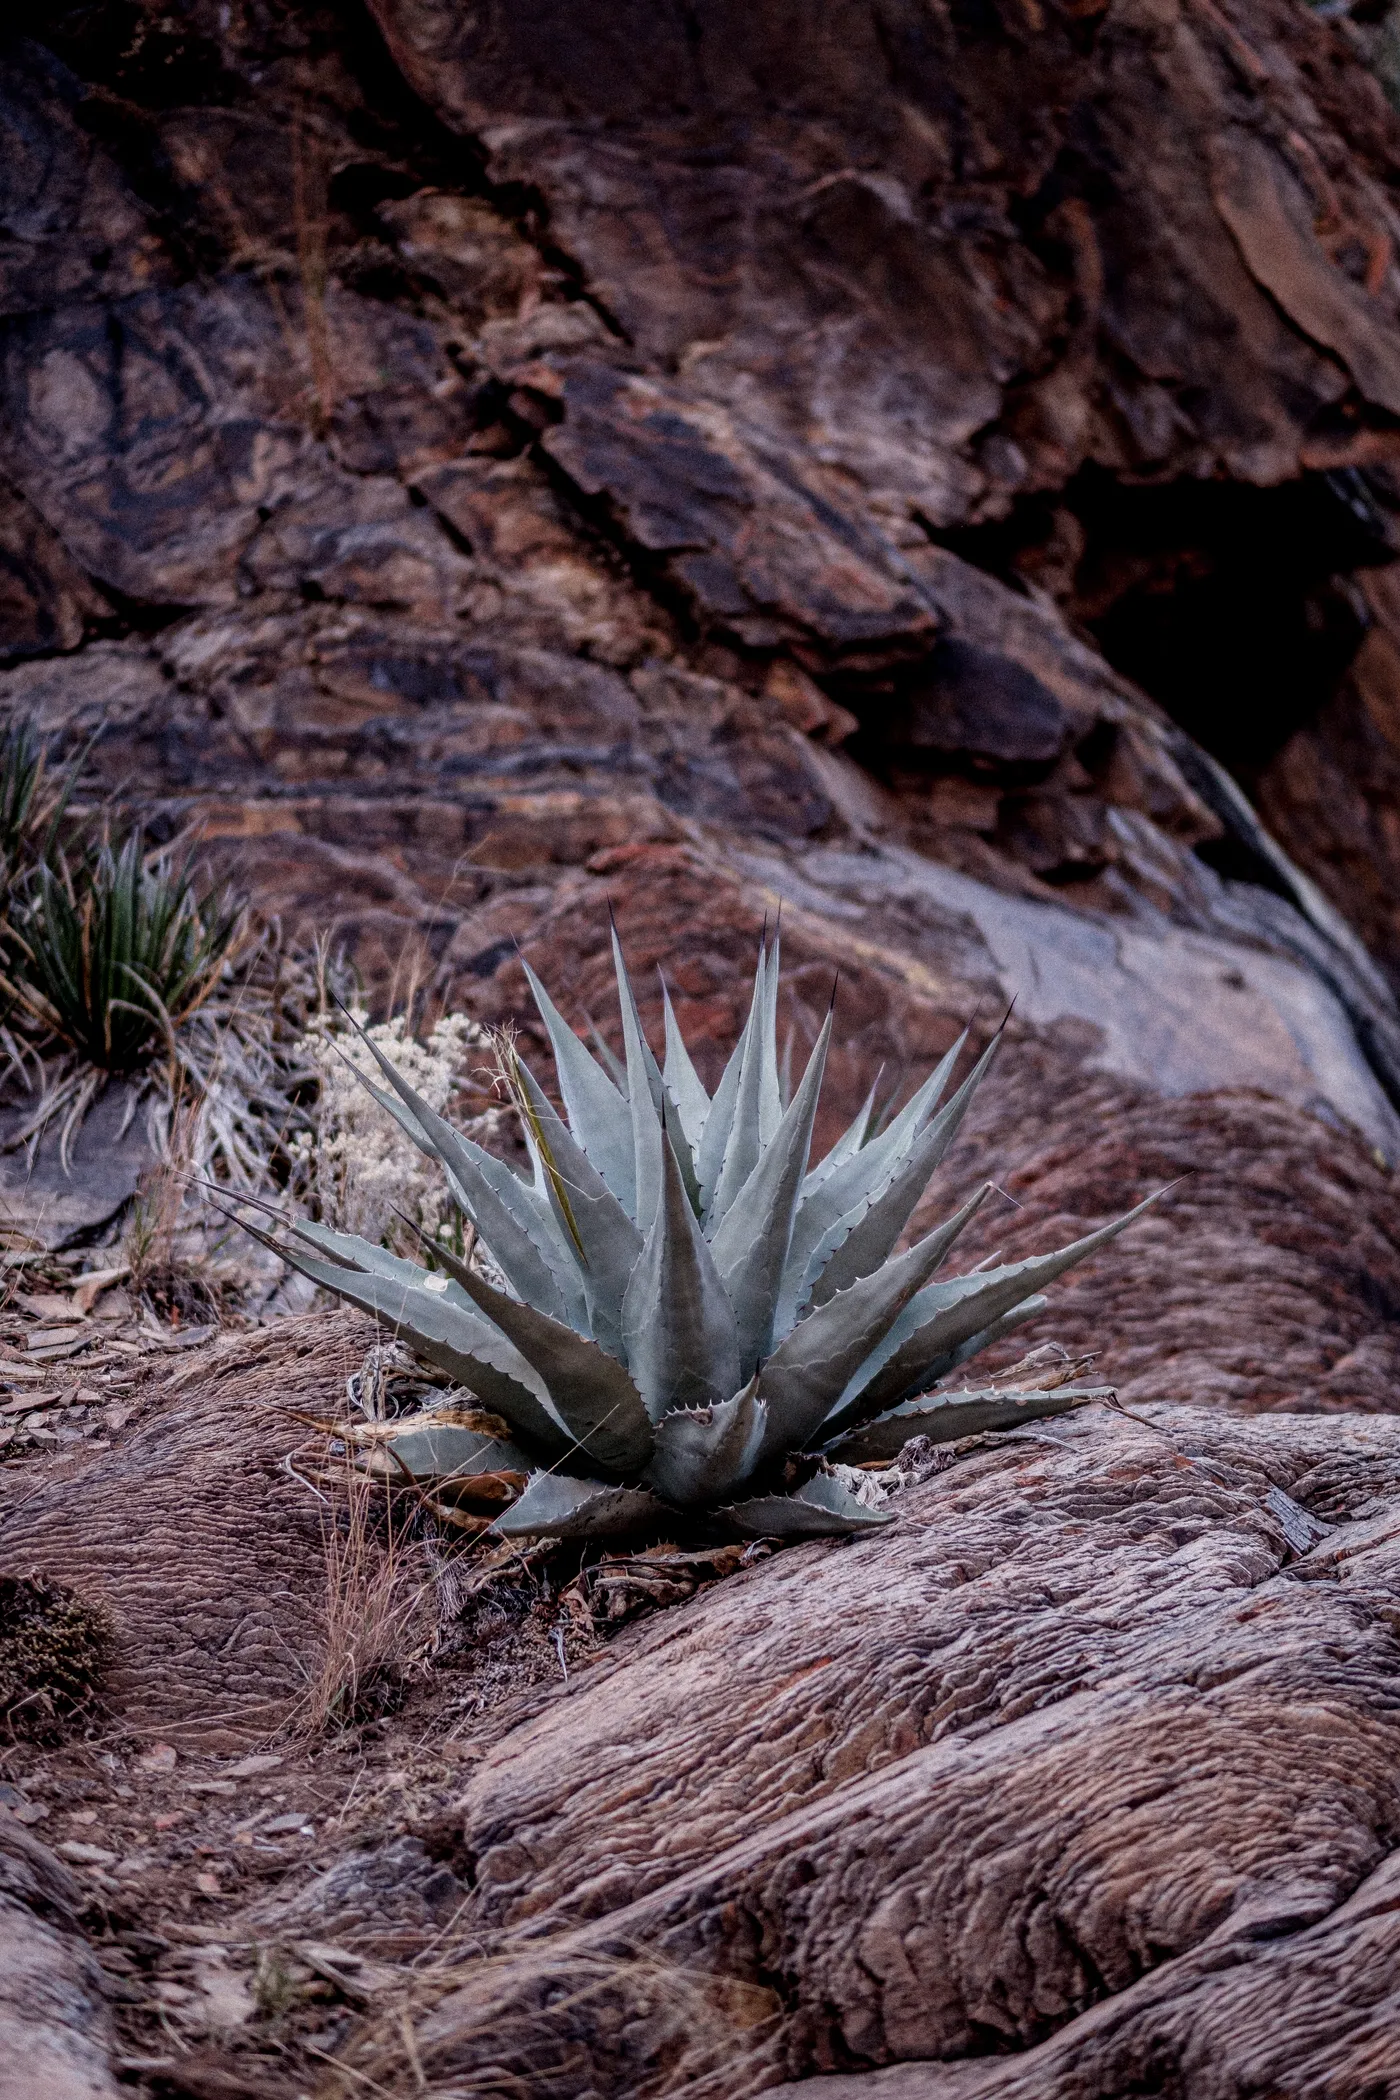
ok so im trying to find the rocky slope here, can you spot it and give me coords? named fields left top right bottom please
left=8, top=6, right=1400, bottom=2098
left=3, top=1315, right=1400, bottom=2099
left=8, top=0, right=1400, bottom=1151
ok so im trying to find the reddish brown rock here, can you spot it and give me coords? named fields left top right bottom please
left=334, top=1402, right=1400, bottom=2100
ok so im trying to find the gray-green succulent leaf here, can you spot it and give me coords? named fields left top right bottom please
left=433, top=1246, right=654, bottom=1477
left=800, top=1034, right=1000, bottom=1314
left=621, top=1106, right=741, bottom=1419
left=708, top=1005, right=833, bottom=1372
left=777, top=1030, right=972, bottom=1327
left=799, top=1068, right=880, bottom=1198
left=644, top=1377, right=767, bottom=1506
left=901, top=1295, right=1052, bottom=1400
left=520, top=953, right=637, bottom=1216
left=661, top=977, right=711, bottom=1156
left=335, top=1010, right=584, bottom=1327
left=614, top=923, right=669, bottom=1235
left=385, top=1421, right=533, bottom=1481
left=824, top=1384, right=1114, bottom=1464
left=723, top=1470, right=895, bottom=1539
left=706, top=941, right=775, bottom=1226
left=694, top=945, right=769, bottom=1219
left=234, top=1212, right=572, bottom=1456
left=493, top=1473, right=674, bottom=1539
left=243, top=931, right=1161, bottom=1545
left=756, top=1186, right=995, bottom=1461
left=509, top=1055, right=643, bottom=1352
left=831, top=1189, right=1163, bottom=1426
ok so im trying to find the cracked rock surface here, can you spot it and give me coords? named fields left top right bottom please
left=336, top=1403, right=1400, bottom=2098
left=0, top=1817, right=117, bottom=2100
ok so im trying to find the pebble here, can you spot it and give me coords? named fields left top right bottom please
left=222, top=1752, right=284, bottom=1778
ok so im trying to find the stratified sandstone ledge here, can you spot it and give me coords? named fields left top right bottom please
left=328, top=1402, right=1400, bottom=2098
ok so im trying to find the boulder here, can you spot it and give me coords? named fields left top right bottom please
left=335, top=1402, right=1400, bottom=2099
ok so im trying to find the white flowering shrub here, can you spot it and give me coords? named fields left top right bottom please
left=293, top=1010, right=504, bottom=1249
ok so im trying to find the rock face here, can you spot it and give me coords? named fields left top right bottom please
left=0, top=1314, right=371, bottom=1751
left=7, top=0, right=1400, bottom=1153
left=0, top=1818, right=117, bottom=2100
left=7, top=1319, right=1400, bottom=2099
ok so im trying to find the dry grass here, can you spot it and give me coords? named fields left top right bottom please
left=292, top=1461, right=430, bottom=1737
left=322, top=1941, right=784, bottom=2100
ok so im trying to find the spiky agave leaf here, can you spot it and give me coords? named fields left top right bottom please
left=802, top=1070, right=880, bottom=1197
left=509, top=1054, right=643, bottom=1354
left=621, top=1099, right=741, bottom=1419
left=708, top=1005, right=833, bottom=1373
left=384, top=1420, right=532, bottom=1481
left=757, top=926, right=783, bottom=1145
left=331, top=1013, right=586, bottom=1329
left=694, top=936, right=775, bottom=1222
left=776, top=1031, right=969, bottom=1329
left=827, top=1190, right=1165, bottom=1434
left=660, top=977, right=710, bottom=1155
left=800, top=1034, right=1000, bottom=1312
left=724, top=1470, right=894, bottom=1538
left=586, top=1016, right=628, bottom=1092
left=417, top=1231, right=654, bottom=1478
left=613, top=921, right=667, bottom=1234
left=824, top=1385, right=1113, bottom=1464
left=755, top=1186, right=993, bottom=1461
left=495, top=1473, right=673, bottom=1539
left=705, top=940, right=773, bottom=1226
left=520, top=954, right=637, bottom=1216
left=916, top=1296, right=1051, bottom=1388
left=231, top=1211, right=573, bottom=1457
left=646, top=1379, right=767, bottom=1506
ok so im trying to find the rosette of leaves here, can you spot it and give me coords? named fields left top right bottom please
left=237, top=934, right=1157, bottom=1540
left=2, top=830, right=243, bottom=1072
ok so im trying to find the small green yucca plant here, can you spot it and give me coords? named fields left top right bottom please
left=3, top=832, right=244, bottom=1073
left=237, top=933, right=1157, bottom=1540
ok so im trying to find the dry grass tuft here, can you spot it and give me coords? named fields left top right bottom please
left=292, top=1463, right=430, bottom=1737
left=325, top=1942, right=783, bottom=2100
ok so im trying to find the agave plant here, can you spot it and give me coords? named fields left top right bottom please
left=236, top=933, right=1157, bottom=1539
